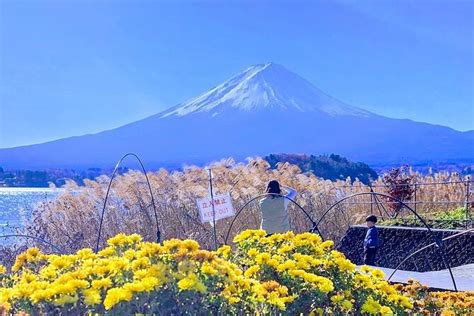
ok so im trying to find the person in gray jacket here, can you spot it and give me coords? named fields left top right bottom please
left=259, top=180, right=297, bottom=235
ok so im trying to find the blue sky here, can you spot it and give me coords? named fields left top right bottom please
left=0, top=0, right=472, bottom=148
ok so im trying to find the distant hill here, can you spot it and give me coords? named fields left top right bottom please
left=0, top=167, right=126, bottom=187
left=264, top=153, right=378, bottom=184
left=0, top=63, right=472, bottom=169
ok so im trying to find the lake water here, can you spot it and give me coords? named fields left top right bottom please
left=0, top=187, right=62, bottom=239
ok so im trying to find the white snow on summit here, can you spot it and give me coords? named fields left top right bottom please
left=161, top=63, right=372, bottom=118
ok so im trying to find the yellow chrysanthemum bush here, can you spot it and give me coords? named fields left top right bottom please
left=0, top=232, right=294, bottom=315
left=231, top=229, right=416, bottom=315
left=394, top=280, right=474, bottom=315
left=0, top=230, right=473, bottom=315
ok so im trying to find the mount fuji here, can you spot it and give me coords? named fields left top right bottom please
left=1, top=63, right=473, bottom=169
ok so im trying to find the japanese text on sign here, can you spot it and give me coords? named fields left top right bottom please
left=196, top=193, right=235, bottom=223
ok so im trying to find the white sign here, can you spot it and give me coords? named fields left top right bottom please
left=197, top=193, right=235, bottom=224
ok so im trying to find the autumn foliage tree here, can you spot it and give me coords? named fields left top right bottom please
left=382, top=166, right=416, bottom=216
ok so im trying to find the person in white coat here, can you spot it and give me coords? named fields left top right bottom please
left=259, top=180, right=297, bottom=235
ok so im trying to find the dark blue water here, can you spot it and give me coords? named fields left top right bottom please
left=0, top=188, right=61, bottom=242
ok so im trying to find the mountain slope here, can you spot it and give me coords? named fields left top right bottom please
left=0, top=63, right=473, bottom=169
left=161, top=63, right=371, bottom=117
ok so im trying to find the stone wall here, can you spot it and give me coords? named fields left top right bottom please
left=337, top=225, right=474, bottom=272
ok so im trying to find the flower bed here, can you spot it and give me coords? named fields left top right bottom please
left=0, top=230, right=473, bottom=315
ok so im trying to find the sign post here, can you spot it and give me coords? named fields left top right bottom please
left=196, top=171, right=235, bottom=250
left=208, top=169, right=218, bottom=250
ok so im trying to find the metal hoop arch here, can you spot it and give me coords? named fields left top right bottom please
left=224, top=193, right=318, bottom=245
left=95, top=153, right=160, bottom=253
left=0, top=234, right=65, bottom=254
left=387, top=227, right=474, bottom=291
left=316, top=192, right=433, bottom=234
left=316, top=191, right=458, bottom=291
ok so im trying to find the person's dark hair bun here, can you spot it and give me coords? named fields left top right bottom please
left=366, top=215, right=377, bottom=223
left=267, top=180, right=281, bottom=196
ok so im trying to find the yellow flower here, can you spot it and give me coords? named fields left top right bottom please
left=233, top=229, right=265, bottom=243
left=288, top=269, right=305, bottom=278
left=341, top=300, right=353, bottom=311
left=98, top=247, right=116, bottom=257
left=123, top=282, right=145, bottom=293
left=361, top=296, right=381, bottom=315
left=92, top=278, right=112, bottom=290
left=216, top=245, right=231, bottom=258
left=109, top=258, right=130, bottom=274
left=331, top=294, right=344, bottom=303
left=128, top=234, right=142, bottom=243
left=104, top=287, right=133, bottom=310
left=11, top=253, right=27, bottom=272
left=268, top=296, right=287, bottom=310
left=107, top=233, right=129, bottom=247
left=21, top=272, right=37, bottom=283
left=177, top=273, right=206, bottom=293
left=181, top=239, right=200, bottom=252
left=371, top=268, right=385, bottom=279
left=296, top=260, right=310, bottom=270
left=178, top=260, right=195, bottom=274
left=131, top=257, right=151, bottom=271
left=138, top=242, right=165, bottom=256
left=31, top=288, right=55, bottom=303
left=354, top=274, right=372, bottom=287
left=295, top=232, right=321, bottom=244
left=255, top=252, right=271, bottom=265
left=201, top=263, right=218, bottom=276
left=244, top=265, right=260, bottom=278
left=317, top=279, right=334, bottom=293
left=228, top=296, right=241, bottom=304
left=25, top=247, right=44, bottom=263
left=138, top=277, right=160, bottom=291
left=320, top=240, right=334, bottom=250
left=83, top=288, right=102, bottom=306
left=0, top=265, right=6, bottom=274
left=309, top=308, right=324, bottom=316
left=380, top=305, right=394, bottom=316
left=399, top=295, right=413, bottom=309
left=297, top=272, right=334, bottom=293
left=277, top=260, right=297, bottom=272
left=49, top=256, right=71, bottom=270
left=277, top=244, right=294, bottom=254
left=53, top=294, right=79, bottom=306
left=267, top=258, right=280, bottom=269
left=145, top=263, right=170, bottom=282
left=76, top=248, right=96, bottom=259
left=247, top=248, right=259, bottom=257
left=69, top=279, right=89, bottom=290
left=334, top=257, right=356, bottom=272
left=379, top=281, right=397, bottom=295
left=163, top=239, right=182, bottom=252
left=388, top=294, right=413, bottom=309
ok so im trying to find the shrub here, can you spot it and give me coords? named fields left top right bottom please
left=381, top=166, right=415, bottom=215
left=1, top=231, right=473, bottom=315
left=396, top=280, right=474, bottom=315
left=380, top=207, right=471, bottom=229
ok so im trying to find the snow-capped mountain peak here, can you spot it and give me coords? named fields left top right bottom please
left=160, top=63, right=372, bottom=118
